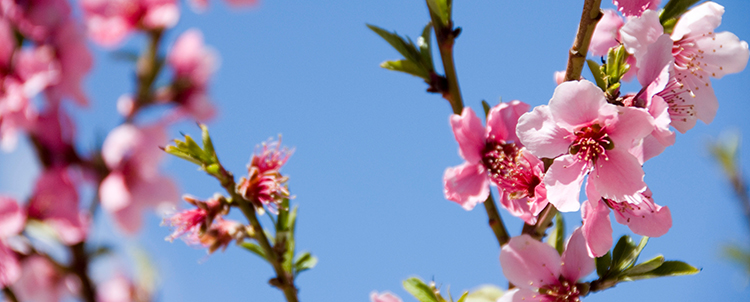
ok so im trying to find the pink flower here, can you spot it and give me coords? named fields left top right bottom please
left=237, top=139, right=292, bottom=213
left=0, top=241, right=20, bottom=287
left=97, top=275, right=133, bottom=302
left=46, top=20, right=93, bottom=107
left=370, top=291, right=402, bottom=302
left=590, top=9, right=625, bottom=57
left=30, top=106, right=77, bottom=165
left=99, top=124, right=178, bottom=234
left=28, top=167, right=89, bottom=245
left=161, top=29, right=218, bottom=122
left=164, top=195, right=227, bottom=243
left=581, top=184, right=671, bottom=257
left=613, top=0, right=660, bottom=17
left=81, top=0, right=180, bottom=46
left=499, top=228, right=593, bottom=302
left=1, top=0, right=72, bottom=41
left=516, top=80, right=653, bottom=212
left=13, top=255, right=73, bottom=302
left=190, top=217, right=245, bottom=254
left=0, top=196, right=23, bottom=287
left=444, top=102, right=548, bottom=223
left=620, top=3, right=750, bottom=133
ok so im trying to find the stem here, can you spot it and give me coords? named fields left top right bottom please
left=426, top=2, right=463, bottom=115
left=521, top=204, right=558, bottom=241
left=70, top=242, right=97, bottom=302
left=564, top=0, right=603, bottom=81
left=128, top=29, right=165, bottom=122
left=215, top=166, right=299, bottom=302
left=3, top=287, right=18, bottom=302
left=483, top=193, right=510, bottom=246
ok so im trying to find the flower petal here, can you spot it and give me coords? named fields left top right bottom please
left=486, top=100, right=530, bottom=145
left=516, top=105, right=570, bottom=158
left=548, top=81, right=608, bottom=130
left=590, top=10, right=624, bottom=56
left=443, top=162, right=490, bottom=210
left=500, top=234, right=562, bottom=290
left=693, top=31, right=750, bottom=79
left=620, top=10, right=663, bottom=59
left=671, top=1, right=723, bottom=41
left=561, top=227, right=595, bottom=281
left=581, top=196, right=613, bottom=258
left=589, top=148, right=646, bottom=201
left=497, top=288, right=542, bottom=302
left=544, top=155, right=587, bottom=212
left=450, top=107, right=486, bottom=163
left=99, top=172, right=132, bottom=212
left=0, top=197, right=24, bottom=239
left=370, top=291, right=403, bottom=302
left=636, top=34, right=674, bottom=88
left=611, top=189, right=672, bottom=237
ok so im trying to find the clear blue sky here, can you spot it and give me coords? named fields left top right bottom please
left=2, top=0, right=750, bottom=301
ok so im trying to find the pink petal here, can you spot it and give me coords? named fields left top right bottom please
left=497, top=288, right=542, bottom=302
left=370, top=291, right=403, bottom=302
left=100, top=172, right=132, bottom=212
left=613, top=0, right=660, bottom=17
left=544, top=155, right=588, bottom=212
left=500, top=234, right=562, bottom=290
left=561, top=228, right=595, bottom=281
left=443, top=162, right=490, bottom=210
left=47, top=212, right=89, bottom=245
left=111, top=198, right=145, bottom=235
left=450, top=107, right=486, bottom=163
left=86, top=16, right=132, bottom=47
left=693, top=32, right=750, bottom=79
left=636, top=34, right=674, bottom=87
left=589, top=148, right=646, bottom=201
left=0, top=197, right=25, bottom=239
left=97, top=275, right=133, bottom=302
left=102, top=125, right=140, bottom=168
left=607, top=106, right=654, bottom=150
left=486, top=100, right=530, bottom=145
left=548, top=81, right=608, bottom=130
left=676, top=69, right=719, bottom=124
left=611, top=189, right=672, bottom=237
left=671, top=1, right=723, bottom=41
left=131, top=174, right=179, bottom=210
left=516, top=106, right=570, bottom=158
left=142, top=4, right=180, bottom=29
left=0, top=19, right=14, bottom=67
left=590, top=10, right=624, bottom=57
left=581, top=195, right=613, bottom=258
left=14, top=255, right=66, bottom=302
left=0, top=242, right=20, bottom=286
left=620, top=10, right=663, bottom=59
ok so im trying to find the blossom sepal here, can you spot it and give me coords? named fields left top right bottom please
left=164, top=124, right=219, bottom=175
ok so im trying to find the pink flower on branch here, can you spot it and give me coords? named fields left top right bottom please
left=13, top=255, right=73, bottom=302
left=517, top=80, right=653, bottom=212
left=164, top=194, right=228, bottom=243
left=499, top=228, right=593, bottom=302
left=188, top=217, right=246, bottom=254
left=589, top=9, right=624, bottom=57
left=100, top=123, right=178, bottom=234
left=444, top=102, right=548, bottom=224
left=237, top=138, right=293, bottom=213
left=28, top=167, right=89, bottom=244
left=613, top=0, right=660, bottom=17
left=81, top=0, right=180, bottom=46
left=0, top=196, right=23, bottom=287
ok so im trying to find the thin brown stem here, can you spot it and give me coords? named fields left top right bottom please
left=521, top=204, right=558, bottom=241
left=128, top=29, right=165, bottom=122
left=3, top=287, right=18, bottom=302
left=565, top=0, right=603, bottom=81
left=483, top=193, right=510, bottom=246
left=70, top=242, right=97, bottom=302
left=215, top=166, right=299, bottom=302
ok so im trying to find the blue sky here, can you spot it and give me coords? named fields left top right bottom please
left=3, top=0, right=750, bottom=301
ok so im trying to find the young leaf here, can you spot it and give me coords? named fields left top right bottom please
left=240, top=242, right=268, bottom=262
left=596, top=251, right=612, bottom=278
left=293, top=252, right=318, bottom=276
left=455, top=291, right=469, bottom=302
left=426, top=0, right=451, bottom=27
left=403, top=277, right=439, bottom=302
left=586, top=59, right=607, bottom=91
left=367, top=24, right=421, bottom=63
left=622, top=255, right=665, bottom=276
left=463, top=285, right=503, bottom=302
left=611, top=235, right=637, bottom=272
left=660, top=0, right=701, bottom=24
left=625, top=261, right=700, bottom=280
left=381, top=60, right=430, bottom=80
left=419, top=23, right=434, bottom=71
left=546, top=213, right=565, bottom=255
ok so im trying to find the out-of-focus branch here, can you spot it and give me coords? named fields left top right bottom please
left=2, top=287, right=19, bottom=302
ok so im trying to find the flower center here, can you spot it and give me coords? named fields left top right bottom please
left=568, top=124, right=613, bottom=164
left=481, top=141, right=540, bottom=199
left=539, top=278, right=582, bottom=302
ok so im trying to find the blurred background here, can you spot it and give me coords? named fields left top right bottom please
left=2, top=0, right=750, bottom=301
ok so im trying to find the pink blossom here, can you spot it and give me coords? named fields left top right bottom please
left=620, top=3, right=750, bottom=133
left=164, top=195, right=227, bottom=243
left=0, top=0, right=72, bottom=41
left=28, top=167, right=89, bottom=244
left=613, top=0, right=660, bottom=17
left=370, top=291, right=402, bottom=302
left=30, top=106, right=77, bottom=165
left=499, top=228, right=593, bottom=302
left=590, top=9, right=624, bottom=56
left=237, top=138, right=293, bottom=213
left=160, top=29, right=218, bottom=121
left=13, top=255, right=73, bottom=302
left=81, top=0, right=180, bottom=46
left=582, top=184, right=671, bottom=257
left=0, top=196, right=23, bottom=287
left=516, top=80, right=653, bottom=212
left=553, top=71, right=565, bottom=85
left=97, top=275, right=133, bottom=302
left=444, top=102, right=548, bottom=224
left=100, top=124, right=178, bottom=234
left=189, top=217, right=245, bottom=253
left=46, top=20, right=93, bottom=106
left=0, top=241, right=20, bottom=287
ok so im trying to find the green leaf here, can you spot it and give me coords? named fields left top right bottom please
left=380, top=60, right=430, bottom=80
left=481, top=100, right=491, bottom=118
left=596, top=251, right=612, bottom=278
left=455, top=291, right=469, bottom=302
left=622, top=255, right=665, bottom=276
left=240, top=242, right=268, bottom=262
left=419, top=23, right=434, bottom=71
left=626, top=261, right=700, bottom=280
left=660, top=0, right=700, bottom=24
left=293, top=252, right=318, bottom=276
left=200, top=124, right=216, bottom=163
left=367, top=24, right=422, bottom=63
left=164, top=146, right=202, bottom=165
left=546, top=213, right=565, bottom=255
left=611, top=235, right=637, bottom=272
left=586, top=59, right=607, bottom=91
left=426, top=0, right=451, bottom=27
left=403, top=277, right=439, bottom=302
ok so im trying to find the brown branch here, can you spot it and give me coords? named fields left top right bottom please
left=565, top=0, right=603, bottom=81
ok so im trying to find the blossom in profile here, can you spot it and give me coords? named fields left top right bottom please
left=237, top=139, right=293, bottom=213
left=28, top=167, right=89, bottom=244
left=370, top=291, right=402, bottom=302
left=164, top=194, right=227, bottom=243
left=160, top=29, right=218, bottom=121
left=444, top=102, right=547, bottom=224
left=613, top=0, right=660, bottom=17
left=99, top=123, right=178, bottom=234
left=189, top=217, right=246, bottom=254
left=13, top=255, right=73, bottom=302
left=581, top=185, right=671, bottom=257
left=81, top=0, right=180, bottom=46
left=517, top=80, right=653, bottom=212
left=499, top=228, right=593, bottom=302
left=620, top=3, right=750, bottom=133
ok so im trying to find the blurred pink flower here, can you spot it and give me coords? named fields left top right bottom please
left=444, top=102, right=548, bottom=224
left=81, top=0, right=179, bottom=46
left=370, top=291, right=402, bottom=302
left=164, top=195, right=227, bottom=243
left=161, top=29, right=218, bottom=122
left=28, top=167, right=89, bottom=245
left=620, top=3, right=750, bottom=133
left=100, top=124, right=178, bottom=234
left=14, top=255, right=73, bottom=302
left=0, top=196, right=23, bottom=287
left=581, top=184, right=671, bottom=257
left=499, top=228, right=593, bottom=302
left=30, top=106, right=77, bottom=165
left=97, top=275, right=133, bottom=302
left=190, top=216, right=245, bottom=254
left=47, top=20, right=93, bottom=106
left=0, top=0, right=72, bottom=41
left=613, top=0, right=660, bottom=17
left=0, top=241, right=20, bottom=287
left=516, top=80, right=653, bottom=212
left=238, top=138, right=292, bottom=213
left=188, top=0, right=257, bottom=12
